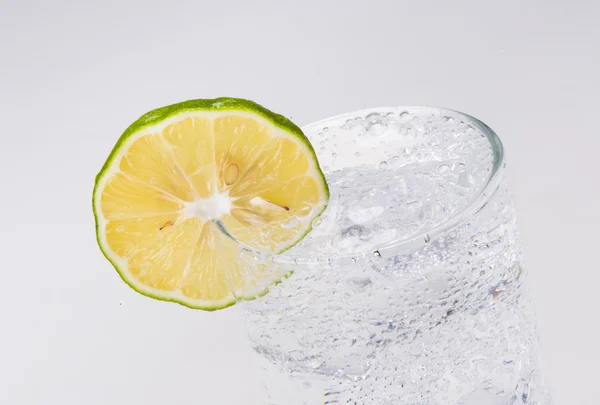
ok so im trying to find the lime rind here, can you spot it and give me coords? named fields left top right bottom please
left=93, top=97, right=329, bottom=310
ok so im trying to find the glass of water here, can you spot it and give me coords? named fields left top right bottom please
left=243, top=107, right=552, bottom=405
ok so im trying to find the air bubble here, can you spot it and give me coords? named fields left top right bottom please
left=437, top=164, right=451, bottom=174
left=379, top=161, right=388, bottom=169
left=367, top=122, right=387, bottom=136
left=398, top=111, right=412, bottom=121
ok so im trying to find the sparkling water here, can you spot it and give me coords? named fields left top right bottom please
left=243, top=108, right=551, bottom=405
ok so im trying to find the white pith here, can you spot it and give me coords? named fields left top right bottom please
left=181, top=190, right=234, bottom=221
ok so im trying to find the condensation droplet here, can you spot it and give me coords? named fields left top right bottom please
left=398, top=111, right=412, bottom=121
left=437, top=163, right=451, bottom=174
left=367, top=122, right=387, bottom=136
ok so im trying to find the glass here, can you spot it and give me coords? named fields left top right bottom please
left=242, top=107, right=552, bottom=405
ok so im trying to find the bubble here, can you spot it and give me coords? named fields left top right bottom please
left=323, top=127, right=329, bottom=132
left=367, top=122, right=387, bottom=136
left=436, top=163, right=451, bottom=174
left=387, top=156, right=401, bottom=166
left=332, top=152, right=337, bottom=158
left=373, top=250, right=381, bottom=257
left=398, top=111, right=412, bottom=121
left=366, top=112, right=380, bottom=120
left=379, top=161, right=388, bottom=169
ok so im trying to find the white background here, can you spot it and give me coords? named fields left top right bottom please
left=1, top=1, right=598, bottom=404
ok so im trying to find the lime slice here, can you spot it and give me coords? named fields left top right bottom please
left=93, top=98, right=329, bottom=310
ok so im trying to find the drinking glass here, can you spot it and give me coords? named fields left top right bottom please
left=242, top=107, right=552, bottom=405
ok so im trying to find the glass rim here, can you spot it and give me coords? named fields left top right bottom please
left=270, top=106, right=505, bottom=264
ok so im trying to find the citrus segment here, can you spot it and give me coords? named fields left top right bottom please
left=119, top=134, right=196, bottom=202
left=162, top=117, right=216, bottom=199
